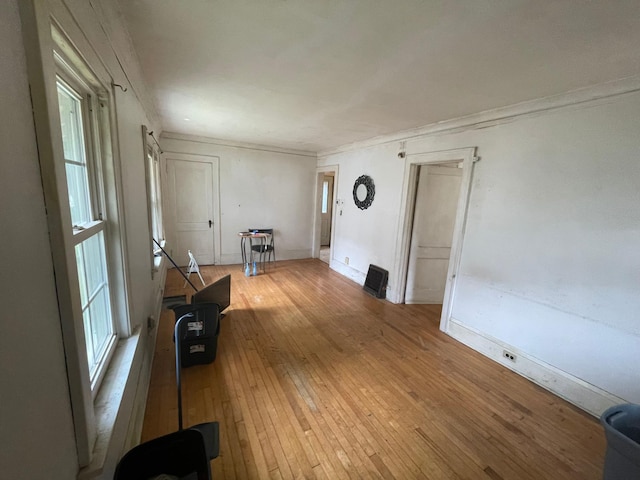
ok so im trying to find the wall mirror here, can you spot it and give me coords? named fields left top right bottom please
left=353, top=174, right=375, bottom=210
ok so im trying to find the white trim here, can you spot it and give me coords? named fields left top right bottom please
left=313, top=165, right=339, bottom=260
left=142, top=125, right=166, bottom=279
left=78, top=329, right=145, bottom=479
left=106, top=86, right=134, bottom=339
left=162, top=131, right=317, bottom=158
left=391, top=148, right=475, bottom=336
left=142, top=125, right=155, bottom=277
left=330, top=259, right=367, bottom=287
left=447, top=319, right=626, bottom=417
left=318, top=74, right=640, bottom=158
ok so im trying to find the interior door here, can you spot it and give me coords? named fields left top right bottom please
left=167, top=159, right=215, bottom=266
left=405, top=164, right=462, bottom=303
left=320, top=175, right=334, bottom=246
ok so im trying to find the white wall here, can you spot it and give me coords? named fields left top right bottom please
left=0, top=1, right=77, bottom=477
left=318, top=143, right=407, bottom=285
left=319, top=89, right=640, bottom=412
left=161, top=134, right=318, bottom=264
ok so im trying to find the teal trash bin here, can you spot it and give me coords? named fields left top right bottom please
left=600, top=404, right=640, bottom=480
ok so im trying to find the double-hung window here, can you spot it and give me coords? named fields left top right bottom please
left=147, top=144, right=163, bottom=243
left=57, top=75, right=117, bottom=391
left=143, top=126, right=165, bottom=276
left=20, top=8, right=134, bottom=469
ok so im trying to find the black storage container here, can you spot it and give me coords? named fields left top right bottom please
left=600, top=403, right=640, bottom=480
left=172, top=303, right=220, bottom=367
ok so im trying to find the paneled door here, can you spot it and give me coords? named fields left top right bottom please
left=405, top=164, right=462, bottom=303
left=167, top=158, right=215, bottom=266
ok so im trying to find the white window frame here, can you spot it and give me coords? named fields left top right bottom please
left=55, top=70, right=118, bottom=394
left=19, top=8, right=135, bottom=467
left=142, top=125, right=165, bottom=277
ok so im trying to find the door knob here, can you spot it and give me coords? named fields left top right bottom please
left=209, top=220, right=212, bottom=228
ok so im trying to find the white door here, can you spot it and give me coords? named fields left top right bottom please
left=167, top=159, right=215, bottom=266
left=405, top=164, right=462, bottom=303
left=320, top=175, right=334, bottom=246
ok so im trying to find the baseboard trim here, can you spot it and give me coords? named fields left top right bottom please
left=329, top=260, right=366, bottom=287
left=447, top=318, right=626, bottom=417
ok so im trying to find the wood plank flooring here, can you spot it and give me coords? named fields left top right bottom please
left=142, top=259, right=605, bottom=479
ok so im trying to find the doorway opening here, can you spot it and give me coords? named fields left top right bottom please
left=393, top=148, right=475, bottom=332
left=405, top=163, right=463, bottom=303
left=313, top=166, right=338, bottom=264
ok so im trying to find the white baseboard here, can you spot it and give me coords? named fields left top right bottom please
left=447, top=318, right=626, bottom=417
left=329, top=260, right=366, bottom=286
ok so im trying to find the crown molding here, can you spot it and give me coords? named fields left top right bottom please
left=318, top=75, right=640, bottom=158
left=161, top=131, right=317, bottom=158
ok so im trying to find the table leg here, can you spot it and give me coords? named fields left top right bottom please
left=240, top=236, right=247, bottom=270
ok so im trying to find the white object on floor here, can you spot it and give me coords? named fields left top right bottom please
left=184, top=250, right=206, bottom=288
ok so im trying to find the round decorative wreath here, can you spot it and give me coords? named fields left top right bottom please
left=352, top=174, right=375, bottom=210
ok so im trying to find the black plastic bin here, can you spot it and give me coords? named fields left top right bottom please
left=600, top=403, right=640, bottom=480
left=172, top=303, right=220, bottom=367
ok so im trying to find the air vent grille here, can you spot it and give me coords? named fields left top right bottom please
left=363, top=264, right=388, bottom=299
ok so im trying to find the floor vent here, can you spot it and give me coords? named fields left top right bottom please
left=363, top=264, right=388, bottom=299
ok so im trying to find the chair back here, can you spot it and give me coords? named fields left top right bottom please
left=248, top=228, right=274, bottom=247
left=114, top=428, right=211, bottom=479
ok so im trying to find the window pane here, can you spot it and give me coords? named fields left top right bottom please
left=322, top=180, right=329, bottom=214
left=57, top=83, right=86, bottom=164
left=65, top=163, right=92, bottom=225
left=75, top=231, right=113, bottom=378
left=84, top=231, right=106, bottom=299
left=147, top=146, right=164, bottom=242
left=89, top=287, right=111, bottom=364
left=75, top=244, right=88, bottom=306
left=58, top=81, right=92, bottom=226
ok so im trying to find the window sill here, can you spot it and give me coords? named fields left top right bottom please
left=78, top=327, right=145, bottom=479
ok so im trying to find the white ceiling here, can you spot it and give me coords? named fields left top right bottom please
left=120, top=0, right=640, bottom=153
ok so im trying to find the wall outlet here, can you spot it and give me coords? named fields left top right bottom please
left=503, top=350, right=517, bottom=362
left=345, top=257, right=349, bottom=265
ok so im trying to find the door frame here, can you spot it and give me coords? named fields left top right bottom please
left=164, top=152, right=221, bottom=265
left=392, top=147, right=476, bottom=333
left=313, top=165, right=339, bottom=261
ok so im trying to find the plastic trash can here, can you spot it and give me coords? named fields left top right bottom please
left=600, top=403, right=640, bottom=480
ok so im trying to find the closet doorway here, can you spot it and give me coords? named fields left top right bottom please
left=394, top=147, right=475, bottom=332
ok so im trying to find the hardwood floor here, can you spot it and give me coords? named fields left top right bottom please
left=142, top=259, right=605, bottom=479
